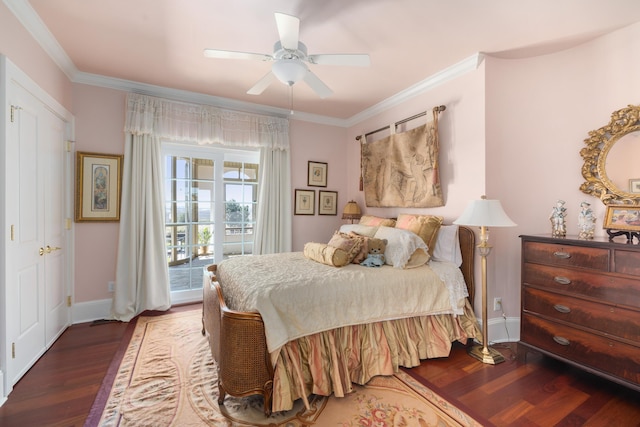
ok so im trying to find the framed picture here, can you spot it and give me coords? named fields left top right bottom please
left=307, top=161, right=328, bottom=187
left=630, top=179, right=640, bottom=193
left=603, top=205, right=640, bottom=231
left=294, top=189, right=315, bottom=215
left=75, top=152, right=123, bottom=222
left=318, top=191, right=338, bottom=215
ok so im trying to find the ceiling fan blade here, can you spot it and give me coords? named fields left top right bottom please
left=274, top=12, right=299, bottom=50
left=247, top=71, right=276, bottom=95
left=303, top=70, right=333, bottom=99
left=307, top=54, right=371, bottom=67
left=204, top=48, right=272, bottom=62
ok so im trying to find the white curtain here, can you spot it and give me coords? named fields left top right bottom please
left=112, top=93, right=291, bottom=321
left=254, top=147, right=292, bottom=254
left=112, top=133, right=170, bottom=321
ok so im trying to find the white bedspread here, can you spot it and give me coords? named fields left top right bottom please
left=215, top=252, right=467, bottom=354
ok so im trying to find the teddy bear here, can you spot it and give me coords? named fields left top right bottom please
left=360, top=238, right=387, bottom=267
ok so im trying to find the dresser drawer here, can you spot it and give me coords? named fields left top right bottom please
left=614, top=249, right=640, bottom=276
left=522, top=263, right=640, bottom=309
left=523, top=241, right=609, bottom=271
left=521, top=314, right=640, bottom=385
left=522, top=287, right=640, bottom=343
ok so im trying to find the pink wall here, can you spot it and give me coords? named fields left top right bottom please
left=289, top=120, right=348, bottom=250
left=71, top=85, right=126, bottom=302
left=0, top=2, right=73, bottom=110
left=484, top=21, right=640, bottom=319
left=345, top=67, right=486, bottom=221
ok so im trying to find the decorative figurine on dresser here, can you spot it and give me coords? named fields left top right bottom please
left=577, top=201, right=596, bottom=239
left=549, top=199, right=567, bottom=237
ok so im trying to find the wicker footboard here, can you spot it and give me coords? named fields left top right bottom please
left=202, top=265, right=274, bottom=416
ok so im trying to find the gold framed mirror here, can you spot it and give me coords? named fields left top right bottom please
left=580, top=104, right=640, bottom=206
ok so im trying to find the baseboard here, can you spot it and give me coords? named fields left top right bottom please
left=486, top=316, right=520, bottom=343
left=0, top=371, right=6, bottom=407
left=72, top=298, right=113, bottom=324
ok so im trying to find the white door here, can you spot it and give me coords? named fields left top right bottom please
left=42, top=107, right=69, bottom=346
left=5, top=78, right=69, bottom=386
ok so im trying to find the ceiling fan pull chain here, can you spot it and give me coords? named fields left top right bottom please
left=289, top=86, right=294, bottom=115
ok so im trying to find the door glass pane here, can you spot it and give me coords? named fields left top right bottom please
left=222, top=162, right=257, bottom=257
left=165, top=155, right=215, bottom=292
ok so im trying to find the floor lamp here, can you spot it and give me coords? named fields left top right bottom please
left=454, top=195, right=516, bottom=364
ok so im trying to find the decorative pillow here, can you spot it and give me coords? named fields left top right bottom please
left=303, top=242, right=350, bottom=267
left=339, top=224, right=379, bottom=238
left=359, top=215, right=397, bottom=227
left=406, top=247, right=430, bottom=268
left=395, top=214, right=443, bottom=255
left=327, top=231, right=362, bottom=263
left=346, top=232, right=370, bottom=264
left=373, top=226, right=430, bottom=269
left=432, top=225, right=463, bottom=267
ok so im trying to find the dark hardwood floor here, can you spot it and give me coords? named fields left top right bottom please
left=1, top=304, right=638, bottom=426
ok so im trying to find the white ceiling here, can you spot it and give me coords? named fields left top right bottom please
left=11, top=0, right=640, bottom=123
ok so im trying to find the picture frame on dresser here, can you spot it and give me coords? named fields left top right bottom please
left=603, top=205, right=640, bottom=232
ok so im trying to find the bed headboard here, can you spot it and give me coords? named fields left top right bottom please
left=457, top=225, right=475, bottom=304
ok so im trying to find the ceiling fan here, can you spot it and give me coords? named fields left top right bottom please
left=203, top=12, right=371, bottom=98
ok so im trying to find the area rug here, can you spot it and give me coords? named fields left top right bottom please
left=87, top=309, right=483, bottom=427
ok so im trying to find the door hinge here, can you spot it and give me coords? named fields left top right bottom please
left=12, top=342, right=15, bottom=359
left=65, top=140, right=74, bottom=152
left=10, top=105, right=22, bottom=123
left=10, top=224, right=15, bottom=241
left=65, top=218, right=72, bottom=230
left=67, top=296, right=72, bottom=307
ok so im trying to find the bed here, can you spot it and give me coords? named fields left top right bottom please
left=202, top=222, right=481, bottom=416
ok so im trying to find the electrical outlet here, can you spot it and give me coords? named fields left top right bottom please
left=108, top=281, right=115, bottom=292
left=493, top=297, right=502, bottom=311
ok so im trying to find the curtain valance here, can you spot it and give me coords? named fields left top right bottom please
left=124, top=93, right=290, bottom=150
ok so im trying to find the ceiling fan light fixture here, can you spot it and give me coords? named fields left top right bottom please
left=272, top=59, right=307, bottom=86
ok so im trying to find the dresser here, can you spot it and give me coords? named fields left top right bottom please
left=520, top=235, right=640, bottom=391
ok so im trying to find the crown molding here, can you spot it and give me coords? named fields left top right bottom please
left=7, top=0, right=482, bottom=128
left=344, top=53, right=484, bottom=127
left=4, top=0, right=78, bottom=80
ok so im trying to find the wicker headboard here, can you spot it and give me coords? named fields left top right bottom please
left=457, top=225, right=475, bottom=304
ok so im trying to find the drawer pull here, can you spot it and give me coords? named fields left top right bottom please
left=553, top=276, right=571, bottom=285
left=553, top=304, right=571, bottom=314
left=553, top=336, right=571, bottom=346
left=553, top=251, right=571, bottom=259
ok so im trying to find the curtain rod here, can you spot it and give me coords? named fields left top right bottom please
left=355, top=105, right=446, bottom=141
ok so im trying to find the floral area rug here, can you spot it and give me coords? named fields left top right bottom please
left=87, top=309, right=483, bottom=427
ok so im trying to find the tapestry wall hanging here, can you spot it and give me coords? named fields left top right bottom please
left=361, top=111, right=444, bottom=208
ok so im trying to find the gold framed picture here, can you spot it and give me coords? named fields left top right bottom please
left=75, top=152, right=123, bottom=222
left=318, top=191, right=338, bottom=215
left=603, top=205, right=640, bottom=232
left=294, top=189, right=315, bottom=215
left=307, top=161, right=327, bottom=187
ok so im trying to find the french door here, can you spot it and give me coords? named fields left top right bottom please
left=163, top=145, right=258, bottom=298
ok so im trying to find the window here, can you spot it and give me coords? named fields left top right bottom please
left=163, top=143, right=259, bottom=299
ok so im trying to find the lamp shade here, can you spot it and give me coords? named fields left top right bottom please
left=453, top=197, right=516, bottom=227
left=342, top=200, right=362, bottom=221
left=272, top=59, right=308, bottom=86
